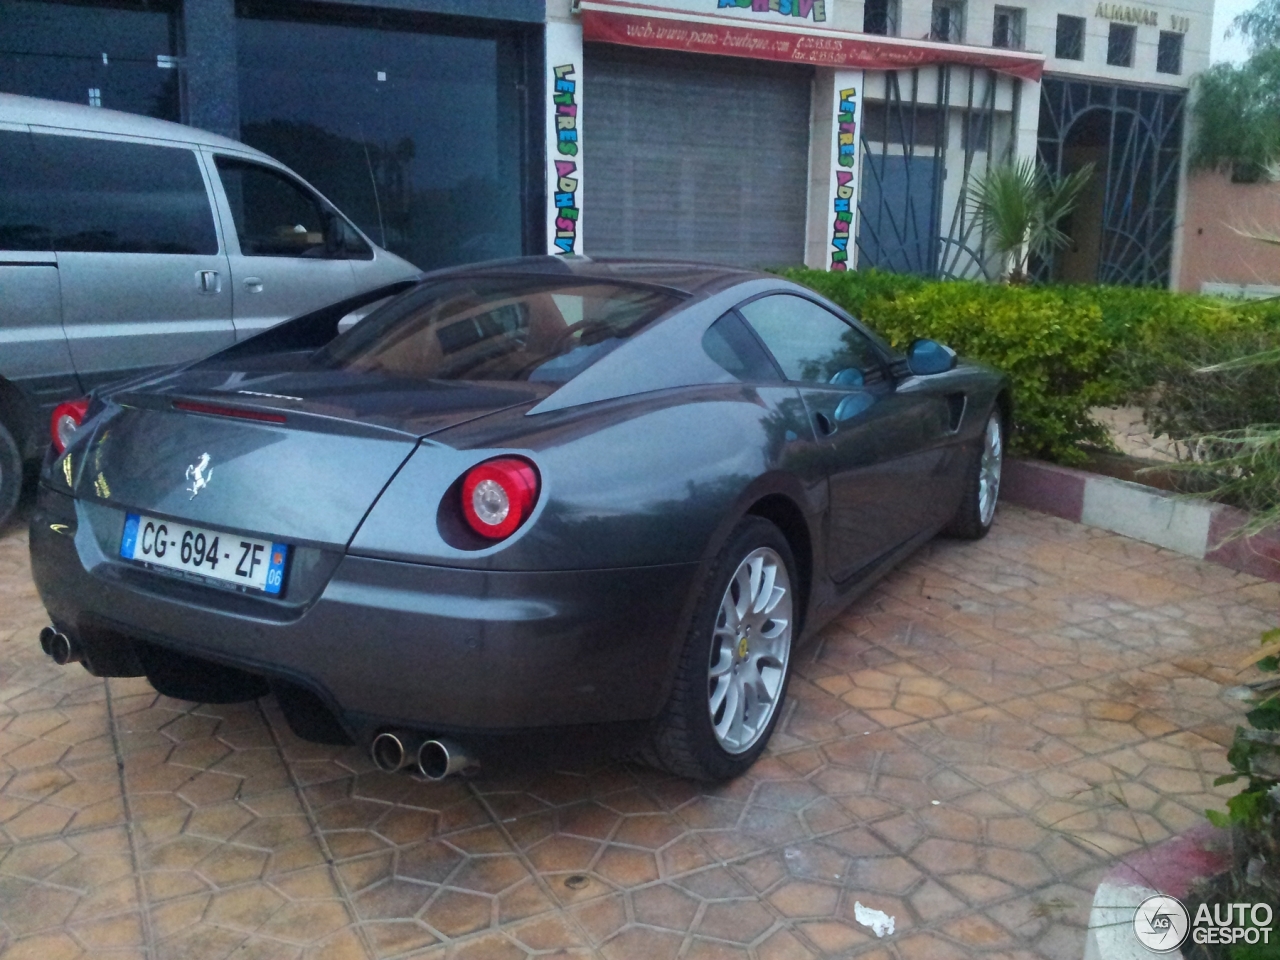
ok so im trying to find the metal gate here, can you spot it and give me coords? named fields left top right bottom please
left=1036, top=77, right=1186, bottom=287
left=856, top=65, right=1017, bottom=280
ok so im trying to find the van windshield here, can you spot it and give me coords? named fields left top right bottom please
left=315, top=276, right=682, bottom=383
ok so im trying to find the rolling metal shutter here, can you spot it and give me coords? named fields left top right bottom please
left=583, top=45, right=812, bottom=268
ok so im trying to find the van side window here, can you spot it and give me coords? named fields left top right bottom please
left=0, top=130, right=51, bottom=251
left=28, top=133, right=218, bottom=255
left=215, top=157, right=371, bottom=260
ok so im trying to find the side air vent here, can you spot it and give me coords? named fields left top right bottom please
left=945, top=393, right=967, bottom=433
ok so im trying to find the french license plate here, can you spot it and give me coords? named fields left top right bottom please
left=120, top=514, right=287, bottom=595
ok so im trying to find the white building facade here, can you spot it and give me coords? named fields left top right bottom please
left=544, top=0, right=1214, bottom=288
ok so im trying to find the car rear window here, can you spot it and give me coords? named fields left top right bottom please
left=316, top=276, right=682, bottom=383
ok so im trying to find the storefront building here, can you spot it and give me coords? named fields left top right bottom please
left=545, top=0, right=1214, bottom=288
left=1, top=0, right=546, bottom=273
left=1, top=0, right=1215, bottom=287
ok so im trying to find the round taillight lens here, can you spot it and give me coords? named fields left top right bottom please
left=50, top=398, right=90, bottom=454
left=460, top=458, right=539, bottom=540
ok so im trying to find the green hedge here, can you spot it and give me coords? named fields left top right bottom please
left=782, top=269, right=1280, bottom=464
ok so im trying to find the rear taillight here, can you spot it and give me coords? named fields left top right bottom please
left=460, top=458, right=540, bottom=540
left=50, top=398, right=90, bottom=454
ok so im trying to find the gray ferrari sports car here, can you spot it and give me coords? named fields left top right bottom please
left=29, top=257, right=1008, bottom=781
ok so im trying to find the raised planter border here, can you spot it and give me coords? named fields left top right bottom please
left=1003, top=460, right=1280, bottom=584
left=1083, top=824, right=1230, bottom=960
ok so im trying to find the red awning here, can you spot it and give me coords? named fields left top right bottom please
left=579, top=2, right=1045, bottom=81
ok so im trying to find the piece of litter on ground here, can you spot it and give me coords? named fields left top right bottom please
left=854, top=901, right=895, bottom=938
left=931, top=800, right=940, bottom=805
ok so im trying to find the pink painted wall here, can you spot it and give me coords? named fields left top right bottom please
left=1179, top=170, right=1280, bottom=292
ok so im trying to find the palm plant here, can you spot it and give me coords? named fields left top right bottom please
left=966, top=157, right=1095, bottom=283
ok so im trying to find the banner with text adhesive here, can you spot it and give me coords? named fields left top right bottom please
left=826, top=71, right=863, bottom=271
left=546, top=20, right=584, bottom=256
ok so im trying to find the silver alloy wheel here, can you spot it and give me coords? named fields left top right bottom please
left=707, top=547, right=792, bottom=755
left=978, top=413, right=1003, bottom=527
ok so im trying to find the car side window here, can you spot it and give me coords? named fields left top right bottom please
left=215, top=156, right=369, bottom=259
left=24, top=133, right=218, bottom=255
left=702, top=312, right=782, bottom=382
left=738, top=294, right=883, bottom=385
left=0, top=130, right=51, bottom=251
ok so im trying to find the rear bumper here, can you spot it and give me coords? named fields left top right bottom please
left=29, top=487, right=702, bottom=735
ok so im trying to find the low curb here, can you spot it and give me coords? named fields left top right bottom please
left=1003, top=460, right=1280, bottom=584
left=1083, top=824, right=1230, bottom=960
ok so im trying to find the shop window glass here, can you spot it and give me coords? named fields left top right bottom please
left=236, top=5, right=528, bottom=273
left=0, top=0, right=181, bottom=120
left=1108, top=23, right=1136, bottom=67
left=1157, top=31, right=1184, bottom=74
left=863, top=0, right=899, bottom=36
left=862, top=103, right=945, bottom=149
left=961, top=111, right=992, bottom=153
left=992, top=7, right=1024, bottom=49
left=28, top=133, right=217, bottom=254
left=1056, top=15, right=1085, bottom=60
left=931, top=1, right=965, bottom=43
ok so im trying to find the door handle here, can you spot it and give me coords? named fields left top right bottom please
left=243, top=276, right=264, bottom=292
left=196, top=270, right=220, bottom=294
left=814, top=411, right=835, bottom=436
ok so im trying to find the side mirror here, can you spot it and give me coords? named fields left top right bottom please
left=828, top=367, right=864, bottom=388
left=906, top=338, right=956, bottom=376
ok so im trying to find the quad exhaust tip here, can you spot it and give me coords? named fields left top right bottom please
left=370, top=732, right=477, bottom=780
left=370, top=731, right=414, bottom=773
left=417, top=738, right=476, bottom=781
left=40, top=626, right=81, bottom=666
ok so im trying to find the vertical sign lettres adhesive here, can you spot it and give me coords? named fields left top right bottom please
left=827, top=71, right=863, bottom=271
left=546, top=21, right=584, bottom=255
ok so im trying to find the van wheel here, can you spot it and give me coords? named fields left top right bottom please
left=0, top=421, right=22, bottom=532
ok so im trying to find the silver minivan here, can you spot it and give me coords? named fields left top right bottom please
left=0, top=93, right=420, bottom=526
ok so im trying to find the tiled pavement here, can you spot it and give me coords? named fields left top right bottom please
left=0, top=506, right=1275, bottom=960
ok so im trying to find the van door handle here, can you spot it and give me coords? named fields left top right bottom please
left=243, top=277, right=264, bottom=292
left=196, top=270, right=220, bottom=294
left=814, top=411, right=836, bottom=436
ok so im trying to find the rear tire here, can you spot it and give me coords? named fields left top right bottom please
left=643, top=517, right=797, bottom=781
left=0, top=420, right=22, bottom=533
left=943, top=409, right=1003, bottom=540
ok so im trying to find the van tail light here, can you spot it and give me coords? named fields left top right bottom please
left=51, top=398, right=90, bottom=454
left=459, top=458, right=540, bottom=540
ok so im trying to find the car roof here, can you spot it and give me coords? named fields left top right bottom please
left=0, top=93, right=266, bottom=155
left=422, top=255, right=771, bottom=299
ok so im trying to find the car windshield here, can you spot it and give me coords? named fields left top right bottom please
left=314, top=276, right=682, bottom=383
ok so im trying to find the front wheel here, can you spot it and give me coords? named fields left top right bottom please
left=643, top=517, right=797, bottom=781
left=943, top=409, right=1003, bottom=540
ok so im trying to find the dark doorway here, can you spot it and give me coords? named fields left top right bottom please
left=235, top=1, right=539, bottom=272
left=0, top=0, right=182, bottom=120
left=1037, top=77, right=1185, bottom=287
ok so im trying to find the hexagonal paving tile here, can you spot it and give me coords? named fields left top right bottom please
left=0, top=506, right=1268, bottom=958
